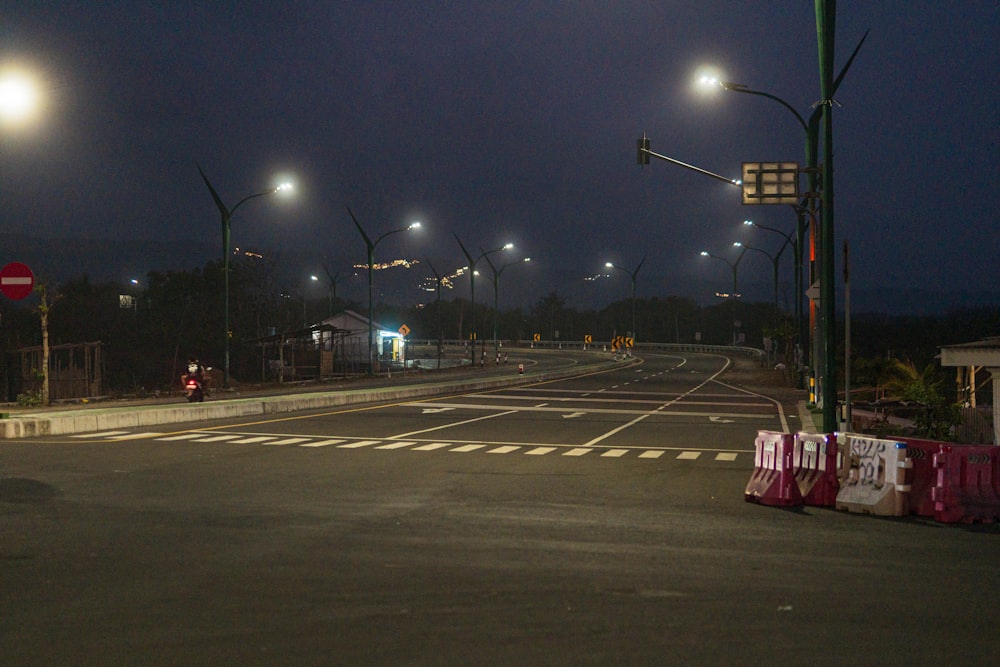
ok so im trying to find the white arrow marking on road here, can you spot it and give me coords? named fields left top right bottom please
left=421, top=407, right=455, bottom=414
left=563, top=412, right=586, bottom=419
left=709, top=416, right=735, bottom=424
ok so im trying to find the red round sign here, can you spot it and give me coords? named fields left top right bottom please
left=0, top=262, right=35, bottom=300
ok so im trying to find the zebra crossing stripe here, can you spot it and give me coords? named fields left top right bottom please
left=264, top=438, right=312, bottom=446
left=564, top=448, right=593, bottom=457
left=299, top=439, right=345, bottom=447
left=715, top=453, right=738, bottom=462
left=412, top=443, right=452, bottom=451
left=375, top=441, right=417, bottom=449
left=193, top=435, right=244, bottom=442
left=156, top=433, right=211, bottom=441
left=335, top=440, right=380, bottom=449
left=677, top=451, right=701, bottom=460
left=228, top=436, right=278, bottom=444
left=487, top=446, right=520, bottom=454
left=110, top=432, right=167, bottom=441
left=525, top=447, right=557, bottom=455
left=451, top=444, right=488, bottom=453
left=601, top=449, right=629, bottom=458
left=639, top=450, right=666, bottom=459
left=70, top=431, right=130, bottom=438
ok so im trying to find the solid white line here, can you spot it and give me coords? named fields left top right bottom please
left=392, top=410, right=518, bottom=439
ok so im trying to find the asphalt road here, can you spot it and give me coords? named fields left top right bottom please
left=2, top=352, right=998, bottom=665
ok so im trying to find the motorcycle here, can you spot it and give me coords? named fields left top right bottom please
left=183, top=362, right=206, bottom=403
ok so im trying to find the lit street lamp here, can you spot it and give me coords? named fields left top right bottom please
left=484, top=255, right=530, bottom=361
left=197, top=164, right=292, bottom=388
left=348, top=205, right=421, bottom=376
left=700, top=243, right=747, bottom=346
left=604, top=255, right=646, bottom=343
left=454, top=236, right=511, bottom=365
left=303, top=274, right=319, bottom=327
left=0, top=67, right=40, bottom=127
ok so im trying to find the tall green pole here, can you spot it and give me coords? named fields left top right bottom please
left=816, top=0, right=837, bottom=432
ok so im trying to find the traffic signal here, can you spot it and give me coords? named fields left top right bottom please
left=637, top=135, right=650, bottom=166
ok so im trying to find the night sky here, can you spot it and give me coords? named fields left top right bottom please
left=2, top=2, right=998, bottom=315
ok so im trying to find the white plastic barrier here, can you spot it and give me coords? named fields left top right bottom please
left=835, top=434, right=912, bottom=516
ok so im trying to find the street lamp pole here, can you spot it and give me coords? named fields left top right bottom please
left=347, top=205, right=420, bottom=376
left=197, top=164, right=291, bottom=388
left=455, top=235, right=511, bottom=366
left=604, top=255, right=646, bottom=343
left=700, top=244, right=747, bottom=346
left=484, top=255, right=530, bottom=362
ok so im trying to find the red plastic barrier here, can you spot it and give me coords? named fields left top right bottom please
left=896, top=437, right=944, bottom=517
left=745, top=431, right=803, bottom=507
left=793, top=432, right=840, bottom=507
left=931, top=445, right=1000, bottom=524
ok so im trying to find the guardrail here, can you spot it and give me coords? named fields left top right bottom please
left=408, top=339, right=764, bottom=362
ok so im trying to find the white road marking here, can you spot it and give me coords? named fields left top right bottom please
left=639, top=450, right=666, bottom=459
left=110, top=432, right=167, bottom=440
left=300, top=439, right=346, bottom=447
left=228, top=436, right=278, bottom=444
left=715, top=452, right=739, bottom=462
left=264, top=438, right=312, bottom=446
left=375, top=441, right=417, bottom=449
left=336, top=440, right=380, bottom=449
left=411, top=442, right=452, bottom=451
left=487, top=445, right=520, bottom=454
left=563, top=448, right=593, bottom=457
left=601, top=449, right=629, bottom=458
left=193, top=435, right=244, bottom=442
left=677, top=451, right=701, bottom=460
left=70, top=431, right=130, bottom=438
left=450, top=444, right=487, bottom=452
left=525, top=447, right=557, bottom=455
left=155, top=433, right=210, bottom=441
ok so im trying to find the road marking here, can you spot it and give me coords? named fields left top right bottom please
left=300, top=439, right=346, bottom=447
left=71, top=431, right=130, bottom=438
left=392, top=410, right=518, bottom=439
left=264, top=438, right=312, bottom=446
left=677, top=451, right=701, bottom=460
left=110, top=432, right=167, bottom=440
left=639, top=450, right=666, bottom=459
left=411, top=442, right=452, bottom=451
left=451, top=444, right=487, bottom=452
left=155, top=433, right=211, bottom=441
left=336, top=440, right=380, bottom=449
left=192, top=435, right=244, bottom=442
left=563, top=448, right=593, bottom=457
left=420, top=407, right=454, bottom=414
left=525, top=447, right=557, bottom=455
left=563, top=412, right=586, bottom=419
left=487, top=445, right=521, bottom=454
left=601, top=449, right=629, bottom=458
left=375, top=441, right=417, bottom=449
left=715, top=452, right=738, bottom=462
left=228, top=436, right=278, bottom=444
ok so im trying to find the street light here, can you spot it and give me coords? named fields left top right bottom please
left=303, top=274, right=319, bottom=327
left=604, top=255, right=646, bottom=343
left=197, top=164, right=292, bottom=388
left=700, top=243, right=747, bottom=346
left=0, top=67, right=40, bottom=127
left=454, top=236, right=511, bottom=366
left=484, top=255, right=530, bottom=361
left=347, top=205, right=421, bottom=376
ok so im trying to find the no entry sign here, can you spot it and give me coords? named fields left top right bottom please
left=0, top=262, right=35, bottom=300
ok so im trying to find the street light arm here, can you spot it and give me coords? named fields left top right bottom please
left=346, top=204, right=373, bottom=250
left=722, top=84, right=809, bottom=134
left=640, top=145, right=742, bottom=186
left=454, top=233, right=475, bottom=267
left=197, top=163, right=231, bottom=217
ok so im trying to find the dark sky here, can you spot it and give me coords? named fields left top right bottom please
left=2, top=2, right=998, bottom=314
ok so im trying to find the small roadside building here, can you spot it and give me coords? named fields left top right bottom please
left=314, top=310, right=406, bottom=372
left=939, top=336, right=999, bottom=445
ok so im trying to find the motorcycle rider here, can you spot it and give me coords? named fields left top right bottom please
left=182, top=356, right=206, bottom=399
